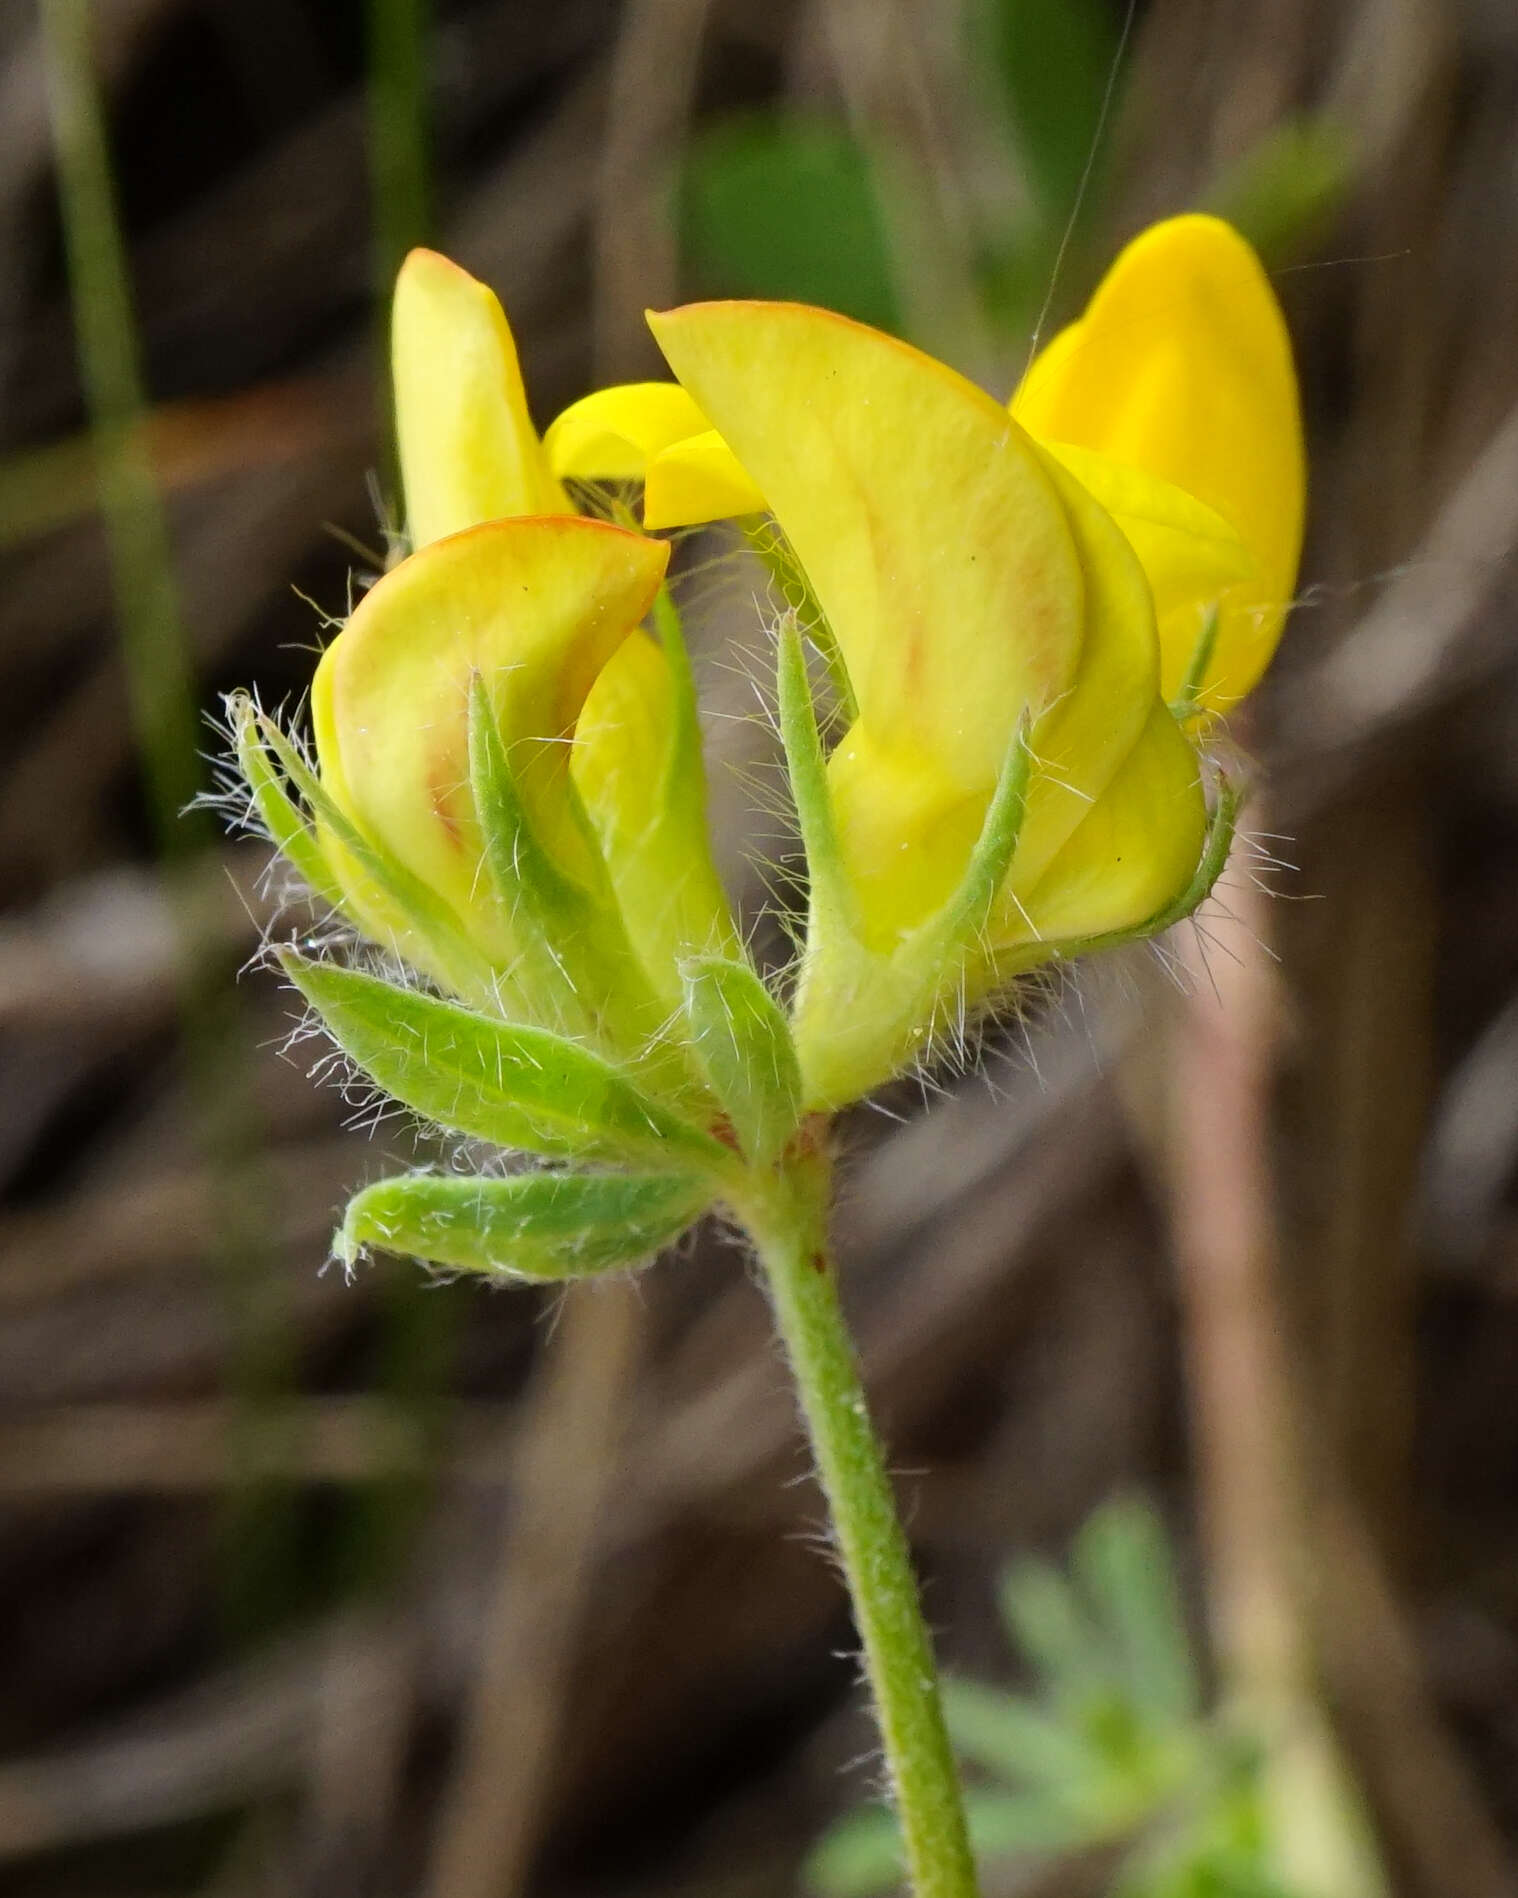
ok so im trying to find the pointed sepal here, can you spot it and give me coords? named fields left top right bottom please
left=681, top=953, right=802, bottom=1167
left=229, top=691, right=347, bottom=912
left=466, top=673, right=666, bottom=1055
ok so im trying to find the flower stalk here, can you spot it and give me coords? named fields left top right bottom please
left=734, top=1142, right=980, bottom=1898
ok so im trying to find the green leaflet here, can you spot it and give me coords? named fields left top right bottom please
left=941, top=1676, right=1100, bottom=1799
left=280, top=953, right=729, bottom=1172
left=339, top=1168, right=711, bottom=1278
left=998, top=1554, right=1108, bottom=1708
left=1072, top=1498, right=1199, bottom=1731
left=681, top=953, right=802, bottom=1167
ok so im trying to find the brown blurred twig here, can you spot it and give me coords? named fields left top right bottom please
left=1164, top=859, right=1388, bottom=1898
left=423, top=1282, right=643, bottom=1898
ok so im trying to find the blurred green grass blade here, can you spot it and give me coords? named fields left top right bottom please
left=39, top=0, right=204, bottom=854
left=974, top=228, right=1062, bottom=342
left=679, top=116, right=902, bottom=332
left=41, top=0, right=299, bottom=1639
left=367, top=0, right=430, bottom=513
left=1073, top=1497, right=1200, bottom=1729
left=368, top=0, right=430, bottom=285
left=341, top=1169, right=711, bottom=1277
left=968, top=0, right=1120, bottom=221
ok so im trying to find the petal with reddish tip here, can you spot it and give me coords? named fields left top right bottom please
left=650, top=300, right=1085, bottom=787
left=312, top=518, right=669, bottom=957
left=1012, top=215, right=1304, bottom=711
left=392, top=248, right=567, bottom=546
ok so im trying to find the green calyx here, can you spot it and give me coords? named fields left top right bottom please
left=776, top=622, right=1236, bottom=1111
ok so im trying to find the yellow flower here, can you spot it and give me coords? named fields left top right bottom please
left=290, top=250, right=738, bottom=1041
left=547, top=215, right=1303, bottom=716
left=309, top=514, right=670, bottom=997
left=248, top=230, right=1289, bottom=1110
left=644, top=298, right=1211, bottom=1105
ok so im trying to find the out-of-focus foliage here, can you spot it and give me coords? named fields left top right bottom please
left=678, top=117, right=902, bottom=332
left=679, top=0, right=1349, bottom=353
left=1205, top=118, right=1355, bottom=268
left=970, top=0, right=1118, bottom=224
left=808, top=1498, right=1296, bottom=1898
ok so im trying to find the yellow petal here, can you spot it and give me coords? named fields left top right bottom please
left=999, top=701, right=1208, bottom=948
left=543, top=382, right=711, bottom=482
left=312, top=517, right=668, bottom=959
left=649, top=300, right=1085, bottom=786
left=1012, top=215, right=1304, bottom=710
left=643, top=429, right=766, bottom=529
left=392, top=248, right=568, bottom=547
left=571, top=629, right=738, bottom=1003
left=824, top=448, right=1161, bottom=949
left=826, top=726, right=986, bottom=947
left=1040, top=440, right=1258, bottom=700
left=1010, top=446, right=1163, bottom=890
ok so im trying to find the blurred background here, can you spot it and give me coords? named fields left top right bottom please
left=3, top=0, right=1518, bottom=1894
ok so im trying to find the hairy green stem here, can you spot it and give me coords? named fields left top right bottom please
left=738, top=1150, right=979, bottom=1898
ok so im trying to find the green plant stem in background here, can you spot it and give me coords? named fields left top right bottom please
left=368, top=0, right=430, bottom=288
left=368, top=0, right=430, bottom=498
left=738, top=1150, right=980, bottom=1898
left=39, top=0, right=203, bottom=856
left=40, top=0, right=297, bottom=1640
